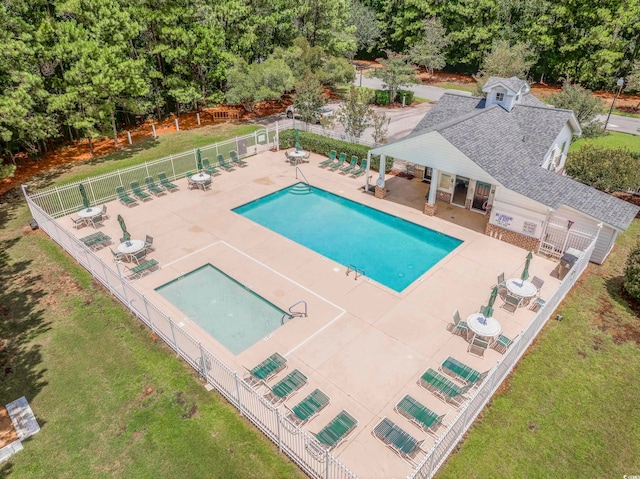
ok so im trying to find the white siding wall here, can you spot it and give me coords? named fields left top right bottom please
left=591, top=227, right=617, bottom=264
left=542, top=123, right=574, bottom=171
left=491, top=187, right=549, bottom=238
left=494, top=186, right=549, bottom=214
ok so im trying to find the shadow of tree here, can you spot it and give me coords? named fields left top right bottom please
left=0, top=236, right=50, bottom=413
left=605, top=275, right=640, bottom=316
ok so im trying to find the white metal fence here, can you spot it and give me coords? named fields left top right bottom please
left=406, top=236, right=595, bottom=479
left=23, top=127, right=596, bottom=479
left=23, top=189, right=357, bottom=479
left=26, top=122, right=373, bottom=219
left=538, top=221, right=596, bottom=260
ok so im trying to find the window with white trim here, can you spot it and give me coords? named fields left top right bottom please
left=496, top=92, right=504, bottom=101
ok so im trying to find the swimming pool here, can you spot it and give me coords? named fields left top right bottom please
left=233, top=183, right=462, bottom=292
left=155, top=264, right=287, bottom=354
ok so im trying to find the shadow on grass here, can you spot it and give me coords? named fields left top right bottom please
left=0, top=236, right=50, bottom=414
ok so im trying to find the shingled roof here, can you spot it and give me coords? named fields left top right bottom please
left=483, top=76, right=529, bottom=94
left=386, top=92, right=639, bottom=230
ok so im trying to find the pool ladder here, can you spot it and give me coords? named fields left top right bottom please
left=346, top=265, right=365, bottom=280
left=295, top=167, right=312, bottom=192
left=282, top=300, right=308, bottom=324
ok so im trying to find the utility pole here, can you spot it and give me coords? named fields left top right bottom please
left=604, top=77, right=625, bottom=130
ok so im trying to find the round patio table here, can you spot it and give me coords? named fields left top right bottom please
left=467, top=313, right=501, bottom=339
left=78, top=207, right=101, bottom=218
left=118, top=239, right=145, bottom=255
left=190, top=172, right=210, bottom=183
left=506, top=279, right=537, bottom=299
left=288, top=150, right=305, bottom=165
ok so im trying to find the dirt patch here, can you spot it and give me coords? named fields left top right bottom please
left=593, top=291, right=640, bottom=346
left=0, top=407, right=19, bottom=448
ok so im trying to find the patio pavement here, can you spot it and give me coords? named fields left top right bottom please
left=62, top=150, right=561, bottom=478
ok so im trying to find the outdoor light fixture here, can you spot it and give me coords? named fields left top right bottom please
left=604, top=77, right=625, bottom=130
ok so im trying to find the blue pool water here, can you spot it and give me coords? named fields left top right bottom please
left=233, top=183, right=462, bottom=292
left=155, top=264, right=287, bottom=354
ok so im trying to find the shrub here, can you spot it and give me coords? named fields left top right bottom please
left=623, top=243, right=640, bottom=302
left=278, top=130, right=394, bottom=172
left=581, top=121, right=608, bottom=138
left=374, top=89, right=391, bottom=106
left=395, top=89, right=414, bottom=104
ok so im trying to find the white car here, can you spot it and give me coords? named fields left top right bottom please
left=285, top=105, right=334, bottom=123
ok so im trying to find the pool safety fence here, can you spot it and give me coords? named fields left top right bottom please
left=23, top=129, right=597, bottom=478
left=23, top=189, right=356, bottom=479
left=25, top=122, right=368, bottom=219
left=406, top=236, right=595, bottom=479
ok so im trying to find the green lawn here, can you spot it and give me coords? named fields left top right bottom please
left=432, top=82, right=477, bottom=94
left=436, top=220, right=640, bottom=478
left=613, top=108, right=640, bottom=119
left=570, top=131, right=640, bottom=153
left=55, top=123, right=260, bottom=186
left=0, top=129, right=302, bottom=478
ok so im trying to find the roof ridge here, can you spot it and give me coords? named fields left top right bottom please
left=513, top=103, right=573, bottom=115
left=427, top=104, right=500, bottom=132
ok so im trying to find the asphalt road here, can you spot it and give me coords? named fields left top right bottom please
left=354, top=76, right=640, bottom=136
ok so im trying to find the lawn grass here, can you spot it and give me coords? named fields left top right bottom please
left=569, top=131, right=640, bottom=153
left=432, top=82, right=477, bottom=94
left=55, top=123, right=260, bottom=186
left=612, top=108, right=640, bottom=119
left=0, top=155, right=302, bottom=479
left=436, top=220, right=640, bottom=478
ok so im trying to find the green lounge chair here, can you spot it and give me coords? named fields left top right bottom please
left=349, top=160, right=367, bottom=178
left=230, top=150, right=248, bottom=167
left=116, top=186, right=138, bottom=207
left=321, top=152, right=345, bottom=169
left=327, top=153, right=346, bottom=171
left=418, top=368, right=471, bottom=407
left=373, top=417, right=424, bottom=463
left=339, top=156, right=358, bottom=175
left=158, top=172, right=179, bottom=192
left=264, top=369, right=307, bottom=404
left=318, top=150, right=337, bottom=167
left=216, top=154, right=236, bottom=172
left=285, top=389, right=330, bottom=426
left=130, top=181, right=152, bottom=202
left=440, top=357, right=487, bottom=386
left=202, top=158, right=221, bottom=176
left=245, top=352, right=287, bottom=386
left=80, top=231, right=111, bottom=250
left=313, top=410, right=357, bottom=451
left=395, top=395, right=446, bottom=435
left=145, top=176, right=166, bottom=196
left=126, top=259, right=159, bottom=279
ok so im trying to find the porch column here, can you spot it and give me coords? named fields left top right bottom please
left=424, top=167, right=438, bottom=216
left=374, top=154, right=386, bottom=199
left=364, top=151, right=372, bottom=192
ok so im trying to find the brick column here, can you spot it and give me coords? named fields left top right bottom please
left=423, top=203, right=437, bottom=216
left=374, top=186, right=386, bottom=199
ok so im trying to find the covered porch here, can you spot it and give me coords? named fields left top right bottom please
left=380, top=172, right=489, bottom=234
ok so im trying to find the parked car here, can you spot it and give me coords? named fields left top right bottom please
left=285, top=105, right=334, bottom=123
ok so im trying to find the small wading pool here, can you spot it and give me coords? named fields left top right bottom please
left=233, top=183, right=463, bottom=292
left=155, top=264, right=287, bottom=355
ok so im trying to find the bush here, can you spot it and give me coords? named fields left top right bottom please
left=278, top=130, right=394, bottom=172
left=374, top=89, right=391, bottom=106
left=581, top=121, right=608, bottom=138
left=624, top=243, right=640, bottom=302
left=395, top=89, right=414, bottom=104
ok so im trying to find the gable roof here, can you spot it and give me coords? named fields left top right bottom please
left=373, top=98, right=639, bottom=230
left=483, top=76, right=529, bottom=94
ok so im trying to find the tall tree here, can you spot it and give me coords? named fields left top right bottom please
left=408, top=17, right=452, bottom=78
left=337, top=86, right=373, bottom=139
left=293, top=74, right=326, bottom=125
left=348, top=0, right=380, bottom=55
left=547, top=82, right=604, bottom=125
left=565, top=145, right=640, bottom=193
left=295, top=0, right=356, bottom=56
left=371, top=51, right=418, bottom=103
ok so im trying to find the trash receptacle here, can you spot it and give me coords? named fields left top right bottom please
left=557, top=250, right=580, bottom=280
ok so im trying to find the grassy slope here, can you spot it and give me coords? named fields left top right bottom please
left=437, top=220, right=640, bottom=479
left=569, top=131, right=640, bottom=153
left=0, top=125, right=301, bottom=479
left=55, top=123, right=260, bottom=186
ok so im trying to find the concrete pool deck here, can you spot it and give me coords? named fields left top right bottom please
left=62, top=150, right=562, bottom=478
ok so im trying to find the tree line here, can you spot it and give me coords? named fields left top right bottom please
left=1, top=0, right=639, bottom=177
